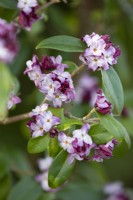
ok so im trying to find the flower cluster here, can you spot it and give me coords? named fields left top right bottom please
left=95, top=90, right=112, bottom=114
left=104, top=182, right=129, bottom=200
left=0, top=18, right=19, bottom=63
left=80, top=32, right=121, bottom=71
left=58, top=124, right=117, bottom=164
left=24, top=55, right=76, bottom=107
left=92, top=139, right=118, bottom=162
left=36, top=156, right=59, bottom=192
left=75, top=74, right=98, bottom=106
left=27, top=104, right=60, bottom=138
left=7, top=92, right=21, bottom=110
left=17, top=0, right=39, bottom=30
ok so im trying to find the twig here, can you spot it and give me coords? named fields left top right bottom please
left=71, top=64, right=85, bottom=78
left=0, top=112, right=30, bottom=125
left=11, top=167, right=35, bottom=176
left=37, top=0, right=60, bottom=13
left=83, top=108, right=96, bottom=121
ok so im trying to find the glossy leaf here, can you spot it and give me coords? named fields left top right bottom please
left=97, top=113, right=131, bottom=147
left=48, top=138, right=60, bottom=158
left=48, top=150, right=75, bottom=188
left=63, top=61, right=78, bottom=73
left=0, top=63, right=14, bottom=120
left=48, top=107, right=64, bottom=119
left=90, top=124, right=113, bottom=144
left=101, top=67, right=124, bottom=114
left=36, top=35, right=86, bottom=52
left=58, top=117, right=83, bottom=131
left=0, top=173, right=11, bottom=200
left=0, top=0, right=17, bottom=9
left=28, top=134, right=50, bottom=154
left=7, top=177, right=42, bottom=200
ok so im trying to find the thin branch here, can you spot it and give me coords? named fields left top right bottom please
left=0, top=112, right=30, bottom=125
left=83, top=108, right=96, bottom=121
left=37, top=0, right=61, bottom=13
left=71, top=64, right=85, bottom=78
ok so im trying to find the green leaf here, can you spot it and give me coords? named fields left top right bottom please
left=48, top=107, right=64, bottom=119
left=0, top=0, right=17, bottom=9
left=0, top=63, right=14, bottom=120
left=92, top=133, right=113, bottom=144
left=58, top=117, right=83, bottom=131
left=101, top=67, right=124, bottom=114
left=7, top=177, right=42, bottom=200
left=28, top=134, right=50, bottom=154
left=90, top=124, right=113, bottom=144
left=0, top=173, right=11, bottom=200
left=38, top=193, right=55, bottom=200
left=97, top=113, right=131, bottom=147
left=63, top=61, right=78, bottom=74
left=48, top=150, right=75, bottom=188
left=48, top=138, right=60, bottom=158
left=36, top=35, right=86, bottom=52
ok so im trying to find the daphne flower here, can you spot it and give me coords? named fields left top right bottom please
left=92, top=140, right=117, bottom=162
left=30, top=104, right=48, bottom=117
left=18, top=9, right=39, bottom=31
left=38, top=157, right=53, bottom=171
left=75, top=74, right=98, bottom=106
left=25, top=55, right=76, bottom=107
left=58, top=132, right=74, bottom=153
left=40, top=111, right=60, bottom=132
left=30, top=118, right=45, bottom=138
left=73, top=124, right=92, bottom=146
left=82, top=33, right=101, bottom=46
left=88, top=40, right=106, bottom=56
left=80, top=32, right=121, bottom=71
left=95, top=90, right=112, bottom=114
left=27, top=108, right=60, bottom=138
left=46, top=92, right=68, bottom=108
left=0, top=19, right=19, bottom=63
left=7, top=92, right=21, bottom=110
left=104, top=182, right=129, bottom=200
left=17, top=0, right=38, bottom=14
left=39, top=75, right=61, bottom=94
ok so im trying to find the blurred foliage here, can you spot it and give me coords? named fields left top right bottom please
left=1, top=0, right=133, bottom=199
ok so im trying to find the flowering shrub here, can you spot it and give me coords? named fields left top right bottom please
left=0, top=1, right=132, bottom=199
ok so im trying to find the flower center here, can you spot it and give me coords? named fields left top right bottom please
left=39, top=127, right=43, bottom=131
left=94, top=58, right=98, bottom=62
left=65, top=140, right=69, bottom=144
left=93, top=48, right=97, bottom=52
left=55, top=95, right=59, bottom=99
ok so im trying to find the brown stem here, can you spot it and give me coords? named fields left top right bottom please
left=0, top=112, right=30, bottom=125
left=83, top=108, right=96, bottom=121
left=71, top=64, right=85, bottom=78
left=37, top=0, right=61, bottom=13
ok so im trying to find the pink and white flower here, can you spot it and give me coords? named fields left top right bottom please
left=17, top=0, right=39, bottom=30
left=95, top=89, right=112, bottom=114
left=27, top=107, right=60, bottom=138
left=104, top=182, right=129, bottom=200
left=58, top=132, right=75, bottom=153
left=80, top=32, right=121, bottom=71
left=25, top=55, right=76, bottom=107
left=7, top=92, right=21, bottom=110
left=0, top=19, right=19, bottom=63
left=92, top=140, right=118, bottom=162
left=73, top=124, right=92, bottom=146
left=17, top=0, right=38, bottom=14
left=75, top=74, right=98, bottom=106
left=30, top=104, right=48, bottom=117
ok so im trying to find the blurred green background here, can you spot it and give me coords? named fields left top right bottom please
left=1, top=0, right=133, bottom=199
